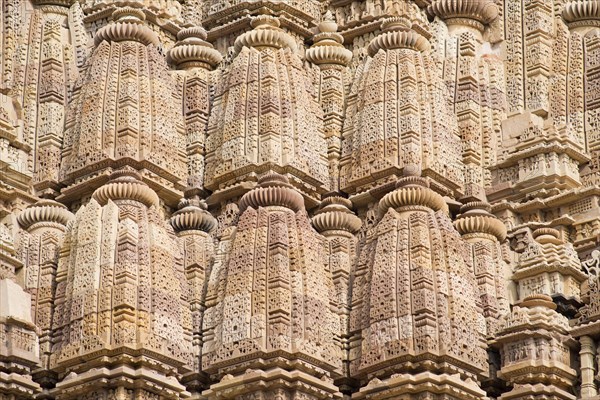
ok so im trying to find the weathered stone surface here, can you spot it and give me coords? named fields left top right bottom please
left=4, top=1, right=600, bottom=399
left=0, top=279, right=41, bottom=400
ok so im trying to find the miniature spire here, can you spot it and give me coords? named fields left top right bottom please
left=306, top=11, right=352, bottom=66
left=168, top=26, right=223, bottom=69
left=170, top=189, right=217, bottom=233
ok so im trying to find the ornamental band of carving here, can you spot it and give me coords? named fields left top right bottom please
left=3, top=1, right=600, bottom=400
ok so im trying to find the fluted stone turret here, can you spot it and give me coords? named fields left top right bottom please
left=49, top=168, right=193, bottom=400
left=168, top=25, right=222, bottom=191
left=59, top=7, right=187, bottom=207
left=455, top=201, right=510, bottom=336
left=171, top=194, right=216, bottom=235
left=202, top=172, right=343, bottom=399
left=170, top=191, right=216, bottom=394
left=17, top=200, right=73, bottom=233
left=93, top=7, right=159, bottom=46
left=204, top=15, right=329, bottom=204
left=307, top=11, right=352, bottom=193
left=340, top=15, right=464, bottom=198
left=367, top=16, right=430, bottom=55
left=313, top=195, right=361, bottom=391
left=431, top=0, right=504, bottom=201
left=16, top=199, right=73, bottom=383
left=455, top=201, right=507, bottom=241
left=349, top=173, right=488, bottom=399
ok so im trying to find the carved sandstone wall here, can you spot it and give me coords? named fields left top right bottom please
left=3, top=1, right=600, bottom=400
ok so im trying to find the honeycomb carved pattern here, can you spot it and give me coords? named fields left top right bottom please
left=4, top=1, right=600, bottom=399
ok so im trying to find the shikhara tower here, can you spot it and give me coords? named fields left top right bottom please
left=3, top=0, right=600, bottom=399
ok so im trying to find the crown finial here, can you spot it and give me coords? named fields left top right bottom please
left=94, top=6, right=159, bottom=46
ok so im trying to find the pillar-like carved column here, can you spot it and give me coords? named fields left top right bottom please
left=16, top=199, right=73, bottom=389
left=428, top=0, right=500, bottom=197
left=580, top=336, right=597, bottom=398
left=168, top=26, right=222, bottom=190
left=0, top=219, right=41, bottom=399
left=33, top=13, right=72, bottom=198
left=312, top=195, right=360, bottom=393
left=306, top=12, right=352, bottom=192
left=170, top=189, right=217, bottom=395
left=0, top=279, right=41, bottom=400
left=454, top=201, right=509, bottom=336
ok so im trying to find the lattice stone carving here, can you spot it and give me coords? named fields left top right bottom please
left=58, top=7, right=186, bottom=206
left=313, top=195, right=361, bottom=383
left=340, top=16, right=464, bottom=196
left=168, top=26, right=222, bottom=192
left=7, top=0, right=600, bottom=398
left=307, top=12, right=352, bottom=193
left=513, top=228, right=586, bottom=301
left=204, top=15, right=329, bottom=203
left=0, top=279, right=41, bottom=400
left=348, top=174, right=488, bottom=398
left=455, top=201, right=510, bottom=336
left=49, top=169, right=192, bottom=399
left=495, top=294, right=577, bottom=400
left=16, top=199, right=72, bottom=373
left=578, top=250, right=600, bottom=323
left=170, top=190, right=216, bottom=391
left=202, top=173, right=343, bottom=396
left=0, top=222, right=22, bottom=280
